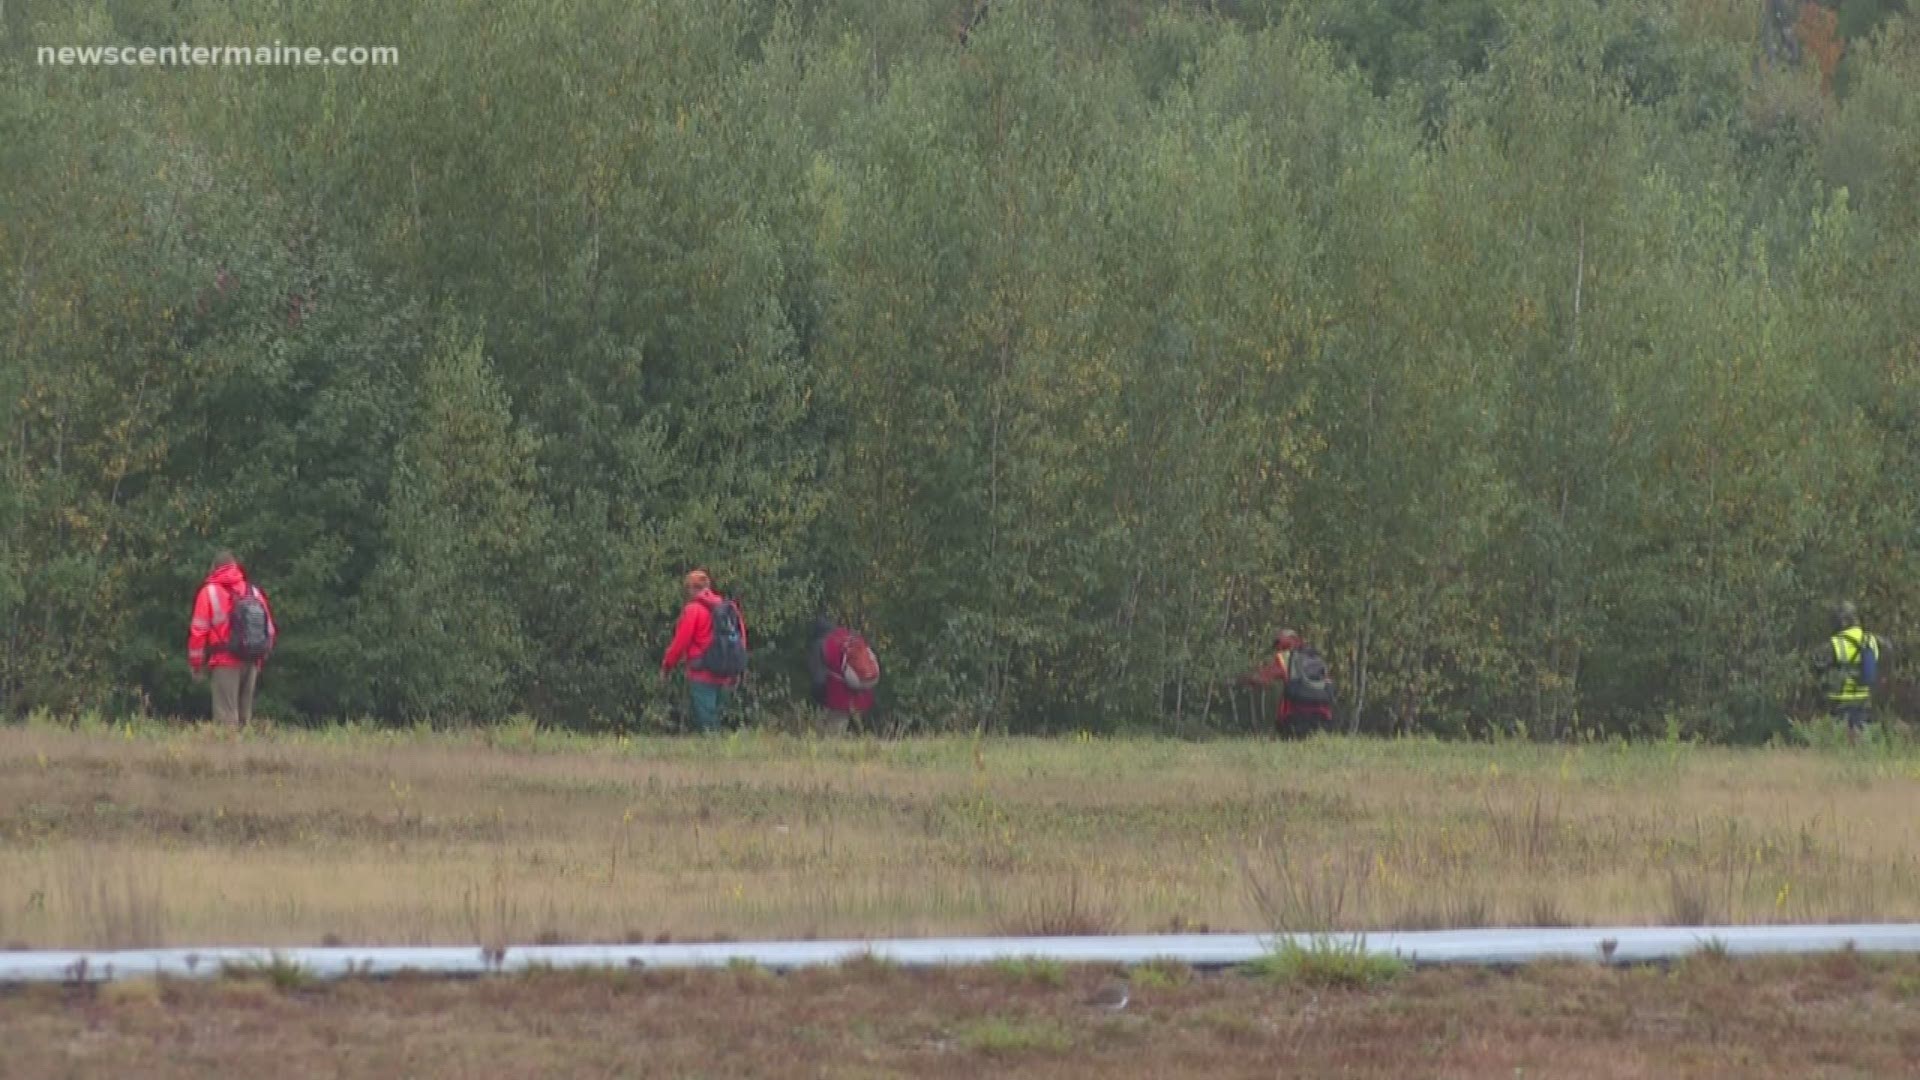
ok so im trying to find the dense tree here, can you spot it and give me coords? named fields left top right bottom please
left=4, top=0, right=1916, bottom=738
left=357, top=325, right=543, bottom=720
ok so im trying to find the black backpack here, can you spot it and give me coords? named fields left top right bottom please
left=226, top=585, right=273, bottom=662
left=1284, top=645, right=1335, bottom=706
left=693, top=597, right=748, bottom=678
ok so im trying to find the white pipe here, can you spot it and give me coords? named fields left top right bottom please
left=8, top=925, right=1919, bottom=983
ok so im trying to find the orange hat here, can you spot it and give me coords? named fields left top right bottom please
left=685, top=569, right=711, bottom=589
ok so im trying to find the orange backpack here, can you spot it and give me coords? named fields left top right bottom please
left=841, top=633, right=881, bottom=691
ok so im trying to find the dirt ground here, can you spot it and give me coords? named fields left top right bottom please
left=3, top=954, right=1919, bottom=1079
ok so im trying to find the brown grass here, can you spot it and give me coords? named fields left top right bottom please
left=3, top=720, right=1920, bottom=947
left=991, top=875, right=1123, bottom=936
left=45, top=845, right=170, bottom=949
left=3, top=957, right=1919, bottom=1078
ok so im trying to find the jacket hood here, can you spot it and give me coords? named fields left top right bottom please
left=206, top=562, right=247, bottom=590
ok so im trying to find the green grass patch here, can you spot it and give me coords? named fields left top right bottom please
left=956, top=1016, right=1075, bottom=1056
left=219, top=953, right=316, bottom=991
left=1245, top=937, right=1407, bottom=989
left=988, top=956, right=1067, bottom=987
left=724, top=956, right=775, bottom=985
left=1129, top=958, right=1194, bottom=989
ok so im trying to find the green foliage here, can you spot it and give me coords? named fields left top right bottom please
left=1302, top=0, right=1505, bottom=105
left=1839, top=0, right=1911, bottom=41
left=358, top=325, right=543, bottom=721
left=1129, top=958, right=1194, bottom=989
left=988, top=956, right=1068, bottom=987
left=955, top=1016, right=1075, bottom=1055
left=1245, top=937, right=1408, bottom=988
left=4, top=0, right=1918, bottom=738
left=220, top=954, right=317, bottom=991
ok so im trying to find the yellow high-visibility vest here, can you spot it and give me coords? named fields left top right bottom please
left=1827, top=627, right=1878, bottom=705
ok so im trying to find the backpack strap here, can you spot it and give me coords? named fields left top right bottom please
left=1835, top=627, right=1867, bottom=667
left=209, top=583, right=248, bottom=657
left=712, top=597, right=740, bottom=628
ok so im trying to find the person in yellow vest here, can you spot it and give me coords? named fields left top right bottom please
left=1814, top=601, right=1884, bottom=743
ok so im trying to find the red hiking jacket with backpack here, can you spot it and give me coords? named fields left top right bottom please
left=661, top=589, right=748, bottom=686
left=1242, top=632, right=1334, bottom=732
left=187, top=562, right=277, bottom=672
left=818, top=627, right=876, bottom=714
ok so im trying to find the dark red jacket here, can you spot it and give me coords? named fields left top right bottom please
left=187, top=562, right=276, bottom=672
left=662, top=589, right=746, bottom=686
left=818, top=627, right=876, bottom=714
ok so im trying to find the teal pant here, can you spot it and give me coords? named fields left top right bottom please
left=688, top=681, right=731, bottom=734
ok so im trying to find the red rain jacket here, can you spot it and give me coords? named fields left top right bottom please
left=819, top=627, right=876, bottom=714
left=661, top=589, right=746, bottom=686
left=1243, top=648, right=1333, bottom=731
left=188, top=562, right=276, bottom=672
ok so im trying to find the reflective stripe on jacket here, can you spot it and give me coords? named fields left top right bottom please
left=188, top=562, right=276, bottom=671
left=1826, top=627, right=1878, bottom=705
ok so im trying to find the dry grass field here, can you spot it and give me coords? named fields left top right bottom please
left=3, top=718, right=1920, bottom=950
left=4, top=954, right=1920, bottom=1078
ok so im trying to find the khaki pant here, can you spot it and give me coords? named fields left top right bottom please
left=211, top=665, right=259, bottom=729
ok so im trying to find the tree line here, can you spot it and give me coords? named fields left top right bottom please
left=3, top=0, right=1917, bottom=740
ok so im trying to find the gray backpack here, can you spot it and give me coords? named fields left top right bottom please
left=1284, top=646, right=1334, bottom=706
left=226, top=586, right=272, bottom=661
left=693, top=597, right=747, bottom=678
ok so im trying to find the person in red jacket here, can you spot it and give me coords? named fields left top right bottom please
left=1238, top=628, right=1334, bottom=737
left=660, top=569, right=747, bottom=734
left=187, top=550, right=277, bottom=729
left=807, top=616, right=876, bottom=735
